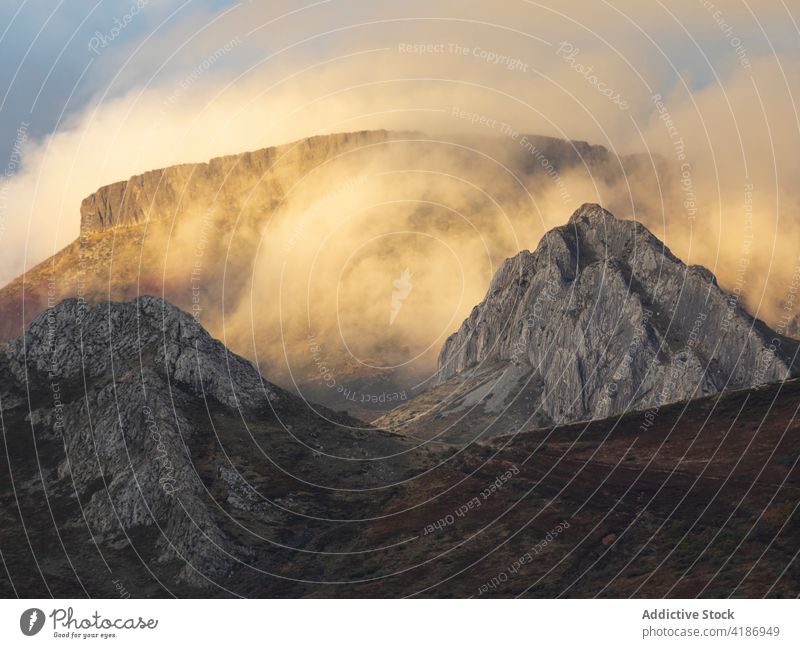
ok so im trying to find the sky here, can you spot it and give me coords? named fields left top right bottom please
left=1, top=0, right=795, bottom=166
left=0, top=0, right=799, bottom=324
left=0, top=0, right=231, bottom=158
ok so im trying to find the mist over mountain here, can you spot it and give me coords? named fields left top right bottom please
left=2, top=0, right=800, bottom=613
left=3, top=204, right=796, bottom=597
left=0, top=130, right=677, bottom=420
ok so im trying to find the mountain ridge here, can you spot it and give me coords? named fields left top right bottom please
left=0, top=295, right=428, bottom=588
left=1, top=294, right=798, bottom=597
left=3, top=131, right=798, bottom=422
left=79, top=129, right=408, bottom=234
left=377, top=203, right=799, bottom=441
left=0, top=130, right=679, bottom=420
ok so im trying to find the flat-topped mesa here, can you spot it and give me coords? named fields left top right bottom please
left=78, top=130, right=402, bottom=234
left=76, top=132, right=609, bottom=235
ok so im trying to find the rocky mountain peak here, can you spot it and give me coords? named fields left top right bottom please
left=567, top=201, right=616, bottom=225
left=4, top=295, right=276, bottom=412
left=565, top=202, right=674, bottom=261
left=378, top=204, right=799, bottom=441
left=0, top=295, right=419, bottom=589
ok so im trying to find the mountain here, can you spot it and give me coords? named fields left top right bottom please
left=1, top=296, right=798, bottom=597
left=0, top=131, right=672, bottom=420
left=376, top=204, right=799, bottom=442
left=0, top=296, right=431, bottom=591
left=0, top=130, right=401, bottom=342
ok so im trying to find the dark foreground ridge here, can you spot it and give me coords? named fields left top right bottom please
left=377, top=203, right=800, bottom=442
left=0, top=296, right=798, bottom=597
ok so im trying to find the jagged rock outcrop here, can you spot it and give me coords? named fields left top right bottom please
left=0, top=296, right=425, bottom=588
left=2, top=297, right=286, bottom=584
left=77, top=132, right=614, bottom=236
left=378, top=204, right=799, bottom=441
left=5, top=297, right=276, bottom=410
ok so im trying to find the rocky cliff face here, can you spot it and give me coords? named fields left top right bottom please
left=76, top=132, right=614, bottom=235
left=78, top=130, right=396, bottom=234
left=377, top=204, right=799, bottom=441
left=0, top=296, right=427, bottom=589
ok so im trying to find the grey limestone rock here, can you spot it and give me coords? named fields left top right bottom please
left=381, top=204, right=799, bottom=440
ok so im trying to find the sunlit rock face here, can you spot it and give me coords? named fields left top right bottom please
left=378, top=204, right=799, bottom=441
left=1, top=296, right=422, bottom=587
left=78, top=130, right=394, bottom=234
left=0, top=131, right=676, bottom=418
